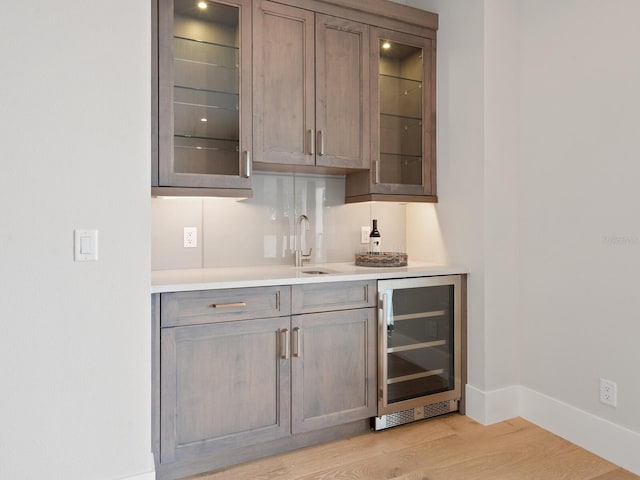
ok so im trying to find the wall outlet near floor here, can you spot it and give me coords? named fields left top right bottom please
left=183, top=227, right=198, bottom=248
left=600, top=378, right=617, bottom=407
left=361, top=226, right=371, bottom=244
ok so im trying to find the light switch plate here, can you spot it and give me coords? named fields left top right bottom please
left=74, top=229, right=98, bottom=261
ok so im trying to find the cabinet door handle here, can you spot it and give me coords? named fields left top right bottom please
left=317, top=130, right=325, bottom=156
left=242, top=150, right=251, bottom=178
left=374, top=160, right=380, bottom=184
left=280, top=328, right=289, bottom=359
left=308, top=129, right=315, bottom=155
left=210, top=302, right=246, bottom=309
left=382, top=291, right=394, bottom=331
left=292, top=327, right=301, bottom=358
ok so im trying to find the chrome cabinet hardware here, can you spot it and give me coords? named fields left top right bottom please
left=280, top=328, right=290, bottom=359
left=210, top=302, right=247, bottom=309
left=292, top=327, right=301, bottom=357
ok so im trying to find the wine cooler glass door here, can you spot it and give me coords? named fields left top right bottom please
left=378, top=276, right=461, bottom=415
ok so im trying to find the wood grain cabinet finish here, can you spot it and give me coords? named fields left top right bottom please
left=346, top=27, right=437, bottom=203
left=291, top=308, right=376, bottom=433
left=161, top=285, right=290, bottom=327
left=154, top=280, right=377, bottom=478
left=292, top=280, right=376, bottom=314
left=160, top=316, right=291, bottom=464
left=153, top=0, right=438, bottom=199
left=153, top=0, right=254, bottom=196
left=252, top=0, right=370, bottom=171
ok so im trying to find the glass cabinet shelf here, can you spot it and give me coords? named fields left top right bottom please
left=174, top=96, right=239, bottom=141
left=378, top=153, right=423, bottom=186
left=174, top=136, right=240, bottom=176
left=174, top=134, right=239, bottom=146
left=174, top=36, right=239, bottom=61
left=379, top=72, right=422, bottom=83
left=173, top=36, right=239, bottom=94
left=380, top=112, right=421, bottom=122
left=174, top=86, right=239, bottom=109
left=379, top=74, right=422, bottom=120
left=380, top=111, right=422, bottom=161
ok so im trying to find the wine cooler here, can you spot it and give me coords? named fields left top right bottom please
left=375, top=275, right=462, bottom=430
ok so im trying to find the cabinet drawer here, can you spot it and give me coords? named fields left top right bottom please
left=161, top=286, right=291, bottom=327
left=292, top=280, right=376, bottom=314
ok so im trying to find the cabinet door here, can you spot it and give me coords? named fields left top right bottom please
left=157, top=0, right=252, bottom=190
left=345, top=27, right=437, bottom=203
left=160, top=317, right=290, bottom=463
left=315, top=15, right=370, bottom=169
left=253, top=0, right=315, bottom=166
left=371, top=28, right=435, bottom=196
left=291, top=308, right=376, bottom=434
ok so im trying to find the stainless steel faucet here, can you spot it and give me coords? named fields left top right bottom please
left=294, top=214, right=312, bottom=267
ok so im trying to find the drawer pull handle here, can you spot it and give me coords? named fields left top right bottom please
left=210, top=302, right=247, bottom=309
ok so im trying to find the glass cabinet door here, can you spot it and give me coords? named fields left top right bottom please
left=157, top=0, right=252, bottom=190
left=378, top=276, right=461, bottom=415
left=371, top=29, right=435, bottom=197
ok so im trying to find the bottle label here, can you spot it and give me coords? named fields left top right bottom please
left=371, top=237, right=381, bottom=253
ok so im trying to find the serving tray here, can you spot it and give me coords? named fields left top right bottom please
left=355, top=252, right=408, bottom=267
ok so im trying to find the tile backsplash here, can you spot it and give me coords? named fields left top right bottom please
left=151, top=172, right=406, bottom=270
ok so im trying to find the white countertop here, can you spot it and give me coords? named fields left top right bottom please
left=152, top=261, right=468, bottom=293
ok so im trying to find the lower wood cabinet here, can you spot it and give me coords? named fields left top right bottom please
left=153, top=280, right=377, bottom=479
left=292, top=308, right=376, bottom=434
left=160, top=316, right=291, bottom=465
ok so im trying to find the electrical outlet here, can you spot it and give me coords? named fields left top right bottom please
left=183, top=227, right=198, bottom=248
left=361, top=226, right=371, bottom=244
left=600, top=378, right=617, bottom=407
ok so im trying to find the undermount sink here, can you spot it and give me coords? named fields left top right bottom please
left=301, top=269, right=332, bottom=275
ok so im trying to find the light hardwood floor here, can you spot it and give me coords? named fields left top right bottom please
left=189, top=414, right=639, bottom=480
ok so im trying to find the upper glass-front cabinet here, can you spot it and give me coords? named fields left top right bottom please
left=374, top=29, right=435, bottom=198
left=154, top=0, right=252, bottom=194
left=345, top=28, right=436, bottom=203
left=378, top=39, right=424, bottom=188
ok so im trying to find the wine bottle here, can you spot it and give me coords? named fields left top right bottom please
left=370, top=219, right=381, bottom=254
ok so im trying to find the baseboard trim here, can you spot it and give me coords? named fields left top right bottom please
left=118, top=472, right=155, bottom=480
left=118, top=472, right=154, bottom=480
left=465, top=383, right=520, bottom=425
left=116, top=455, right=155, bottom=480
left=520, top=386, right=640, bottom=475
left=465, top=383, right=640, bottom=475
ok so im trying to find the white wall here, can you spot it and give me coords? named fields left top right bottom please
left=405, top=0, right=640, bottom=473
left=518, top=0, right=640, bottom=437
left=0, top=2, right=153, bottom=480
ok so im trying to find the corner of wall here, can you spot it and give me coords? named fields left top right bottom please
left=464, top=383, right=640, bottom=475
left=464, top=383, right=520, bottom=425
